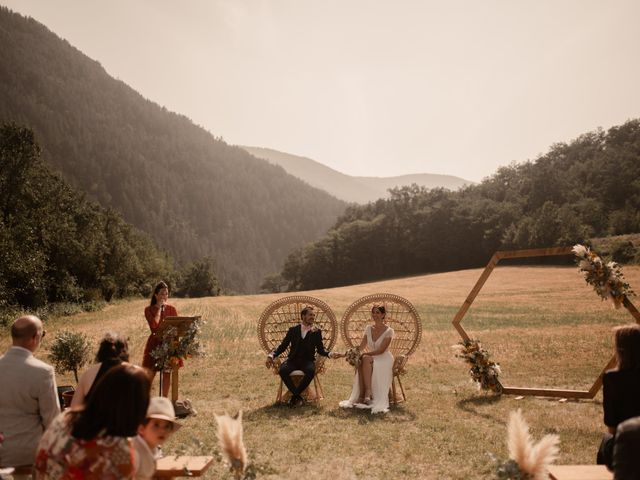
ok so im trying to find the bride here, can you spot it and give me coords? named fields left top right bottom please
left=339, top=304, right=394, bottom=414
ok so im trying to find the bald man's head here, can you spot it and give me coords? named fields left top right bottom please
left=11, top=315, right=44, bottom=351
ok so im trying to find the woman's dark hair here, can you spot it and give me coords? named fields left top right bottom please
left=71, top=364, right=150, bottom=440
left=615, top=324, right=640, bottom=370
left=150, top=281, right=169, bottom=306
left=371, top=304, right=386, bottom=317
left=95, top=332, right=129, bottom=363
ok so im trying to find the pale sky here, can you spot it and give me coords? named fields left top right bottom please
left=3, top=1, right=640, bottom=182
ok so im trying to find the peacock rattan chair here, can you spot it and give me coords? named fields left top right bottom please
left=257, top=295, right=338, bottom=403
left=341, top=293, right=422, bottom=404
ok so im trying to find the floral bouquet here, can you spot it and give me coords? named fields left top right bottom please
left=455, top=338, right=502, bottom=393
left=572, top=244, right=635, bottom=309
left=151, top=319, right=205, bottom=372
left=344, top=347, right=361, bottom=368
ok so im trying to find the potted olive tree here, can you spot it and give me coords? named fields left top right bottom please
left=49, top=330, right=92, bottom=407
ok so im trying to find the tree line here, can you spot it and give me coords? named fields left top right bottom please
left=271, top=120, right=640, bottom=291
left=0, top=123, right=221, bottom=318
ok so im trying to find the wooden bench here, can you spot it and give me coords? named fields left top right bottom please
left=154, top=456, right=215, bottom=478
left=548, top=465, right=612, bottom=480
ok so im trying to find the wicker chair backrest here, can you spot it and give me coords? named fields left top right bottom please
left=341, top=293, right=422, bottom=356
left=257, top=295, right=338, bottom=357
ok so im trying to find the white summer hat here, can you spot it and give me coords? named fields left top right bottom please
left=147, top=396, right=182, bottom=431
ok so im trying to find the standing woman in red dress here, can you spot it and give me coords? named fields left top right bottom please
left=142, top=281, right=178, bottom=397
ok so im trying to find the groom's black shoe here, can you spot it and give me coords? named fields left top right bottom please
left=289, top=395, right=304, bottom=408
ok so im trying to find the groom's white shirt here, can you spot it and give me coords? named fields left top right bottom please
left=300, top=323, right=311, bottom=339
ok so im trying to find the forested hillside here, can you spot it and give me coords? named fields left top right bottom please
left=0, top=7, right=346, bottom=292
left=277, top=120, right=640, bottom=290
left=0, top=123, right=173, bottom=309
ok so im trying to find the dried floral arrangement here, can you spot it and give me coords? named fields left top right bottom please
left=455, top=338, right=502, bottom=393
left=151, top=318, right=205, bottom=371
left=572, top=243, right=635, bottom=309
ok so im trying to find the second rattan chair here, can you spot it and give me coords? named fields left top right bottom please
left=341, top=293, right=422, bottom=404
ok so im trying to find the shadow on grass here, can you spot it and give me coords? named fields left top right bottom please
left=246, top=402, right=417, bottom=424
left=455, top=394, right=504, bottom=424
left=245, top=401, right=325, bottom=420
left=325, top=403, right=417, bottom=424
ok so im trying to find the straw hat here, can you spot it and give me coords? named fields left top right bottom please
left=147, top=397, right=182, bottom=431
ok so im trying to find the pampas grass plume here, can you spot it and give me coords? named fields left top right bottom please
left=507, top=409, right=560, bottom=480
left=215, top=410, right=247, bottom=480
left=529, top=433, right=560, bottom=480
left=507, top=409, right=534, bottom=473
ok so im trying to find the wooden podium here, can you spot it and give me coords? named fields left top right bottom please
left=156, top=316, right=200, bottom=403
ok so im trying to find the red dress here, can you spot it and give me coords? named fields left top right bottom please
left=142, top=304, right=180, bottom=371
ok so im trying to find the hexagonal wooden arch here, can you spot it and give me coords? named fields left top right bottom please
left=452, top=246, right=640, bottom=399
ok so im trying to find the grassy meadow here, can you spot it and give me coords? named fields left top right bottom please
left=2, top=265, right=640, bottom=479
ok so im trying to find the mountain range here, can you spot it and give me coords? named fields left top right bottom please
left=0, top=7, right=346, bottom=292
left=241, top=146, right=473, bottom=204
left=0, top=6, right=479, bottom=293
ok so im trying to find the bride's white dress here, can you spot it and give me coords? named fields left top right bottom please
left=339, top=325, right=394, bottom=414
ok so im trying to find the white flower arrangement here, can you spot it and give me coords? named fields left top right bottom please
left=344, top=347, right=361, bottom=368
left=572, top=243, right=635, bottom=309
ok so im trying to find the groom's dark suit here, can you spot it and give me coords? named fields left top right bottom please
left=271, top=324, right=331, bottom=400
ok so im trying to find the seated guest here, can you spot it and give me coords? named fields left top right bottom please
left=613, top=416, right=640, bottom=479
left=34, top=364, right=150, bottom=479
left=71, top=332, right=129, bottom=407
left=133, top=396, right=182, bottom=480
left=598, top=324, right=640, bottom=469
left=0, top=315, right=60, bottom=469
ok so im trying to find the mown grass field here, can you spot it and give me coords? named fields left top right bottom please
left=2, top=265, right=639, bottom=479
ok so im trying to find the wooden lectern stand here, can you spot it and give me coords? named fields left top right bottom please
left=155, top=316, right=200, bottom=403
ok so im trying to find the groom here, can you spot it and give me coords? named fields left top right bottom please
left=266, top=306, right=340, bottom=406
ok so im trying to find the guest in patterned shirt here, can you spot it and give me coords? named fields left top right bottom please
left=34, top=364, right=150, bottom=479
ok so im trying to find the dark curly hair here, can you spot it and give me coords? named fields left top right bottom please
left=95, top=332, right=129, bottom=363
